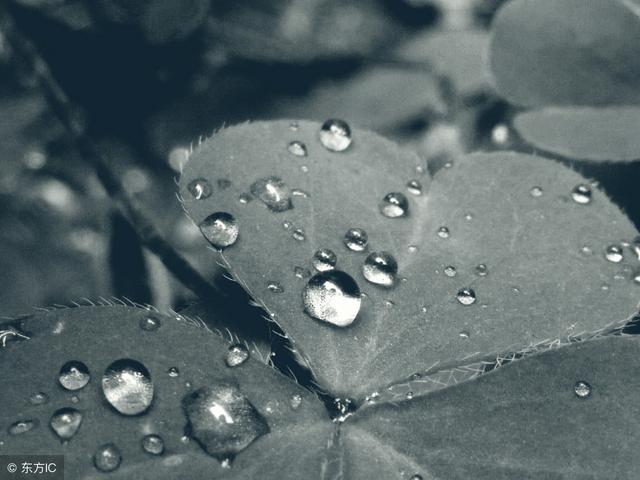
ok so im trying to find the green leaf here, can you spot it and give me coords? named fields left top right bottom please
left=489, top=0, right=640, bottom=107
left=514, top=107, right=640, bottom=162
left=0, top=305, right=329, bottom=478
left=180, top=120, right=639, bottom=399
left=345, top=336, right=640, bottom=479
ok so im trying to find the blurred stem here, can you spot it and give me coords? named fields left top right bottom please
left=2, top=13, right=221, bottom=302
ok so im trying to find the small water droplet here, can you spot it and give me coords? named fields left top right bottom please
left=59, top=361, right=90, bottom=391
left=188, top=178, right=212, bottom=200
left=406, top=179, right=423, bottom=196
left=410, top=475, right=424, bottom=480
left=139, top=316, right=161, bottom=332
left=571, top=184, right=592, bottom=204
left=384, top=299, right=395, bottom=308
left=300, top=165, right=309, bottom=173
left=405, top=391, right=414, bottom=400
left=303, top=271, right=362, bottom=327
left=221, top=458, right=232, bottom=469
left=182, top=385, right=269, bottom=459
left=29, top=392, right=48, bottom=405
left=530, top=186, right=543, bottom=197
left=70, top=395, right=79, bottom=404
left=580, top=245, right=593, bottom=255
left=408, top=245, right=417, bottom=253
left=319, top=119, right=352, bottom=152
left=199, top=212, right=239, bottom=250
left=283, top=221, right=293, bottom=230
left=289, top=122, right=299, bottom=131
left=292, top=189, right=309, bottom=198
left=289, top=394, right=302, bottom=410
left=464, top=213, right=473, bottom=221
left=250, top=177, right=292, bottom=212
left=50, top=407, right=82, bottom=441
left=142, top=434, right=165, bottom=455
left=226, top=344, right=250, bottom=367
left=292, top=228, right=306, bottom=241
left=456, top=288, right=476, bottom=306
left=605, top=245, right=624, bottom=263
left=94, top=444, right=121, bottom=472
left=102, top=359, right=154, bottom=416
left=344, top=228, right=368, bottom=252
left=574, top=381, right=591, bottom=398
left=631, top=236, right=640, bottom=260
left=366, top=392, right=380, bottom=405
left=267, top=281, right=284, bottom=293
left=459, top=330, right=470, bottom=339
left=437, top=226, right=450, bottom=238
left=491, top=124, right=510, bottom=146
left=8, top=420, right=36, bottom=435
left=294, top=266, right=311, bottom=279
left=474, top=264, right=488, bottom=276
left=420, top=305, right=429, bottom=313
left=362, top=252, right=398, bottom=287
left=313, top=248, right=337, bottom=272
left=168, top=367, right=180, bottom=377
left=633, top=270, right=640, bottom=285
left=288, top=141, right=307, bottom=157
left=380, top=192, right=409, bottom=218
left=238, top=193, right=253, bottom=204
left=443, top=265, right=456, bottom=277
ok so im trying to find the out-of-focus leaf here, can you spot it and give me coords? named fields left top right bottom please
left=489, top=0, right=640, bottom=107
left=514, top=107, right=640, bottom=163
left=179, top=120, right=639, bottom=398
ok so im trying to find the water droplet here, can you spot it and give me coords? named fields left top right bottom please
left=443, top=265, right=456, bottom=277
left=303, top=271, right=361, bottom=327
left=332, top=398, right=355, bottom=423
left=292, top=228, right=306, bottom=241
left=187, top=178, right=212, bottom=200
left=142, top=434, right=165, bottom=455
left=94, top=444, right=121, bottom=472
left=344, top=228, right=368, bottom=252
left=384, top=299, right=395, bottom=308
left=456, top=288, right=476, bottom=306
left=491, top=124, right=510, bottom=146
left=459, top=330, right=470, bottom=339
left=50, top=408, right=82, bottom=441
left=380, top=192, right=409, bottom=218
left=8, top=420, right=36, bottom=435
left=362, top=252, right=398, bottom=287
left=182, top=385, right=269, bottom=459
left=319, top=119, right=352, bottom=152
left=290, top=394, right=302, bottom=410
left=168, top=367, right=180, bottom=377
left=139, top=316, right=161, bottom=332
left=267, top=282, right=284, bottom=293
left=464, top=213, right=473, bottom=221
left=250, top=177, right=292, bottom=212
left=530, top=186, right=543, bottom=197
left=633, top=270, right=640, bottom=285
left=294, top=266, right=311, bottom=279
left=366, top=392, right=380, bottom=405
left=437, top=226, right=450, bottom=238
left=288, top=141, right=307, bottom=157
left=580, top=245, right=593, bottom=255
left=102, top=359, right=154, bottom=416
left=410, top=475, right=424, bottom=480
left=406, top=179, right=423, bottom=196
left=289, top=122, right=299, bottom=131
left=59, top=361, right=90, bottom=391
left=199, top=212, right=239, bottom=250
left=574, top=381, right=591, bottom=398
left=313, top=248, right=337, bottom=272
left=474, top=264, right=488, bottom=276
left=571, top=184, right=592, bottom=205
left=420, top=305, right=429, bottom=313
left=226, top=344, right=250, bottom=367
left=283, top=221, right=293, bottom=230
left=292, top=188, right=309, bottom=198
left=605, top=245, right=624, bottom=263
left=300, top=165, right=309, bottom=173
left=631, top=236, right=640, bottom=260
left=238, top=193, right=253, bottom=204
left=29, top=392, right=48, bottom=405
left=405, top=391, right=414, bottom=400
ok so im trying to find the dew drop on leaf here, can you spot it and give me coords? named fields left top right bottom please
left=187, top=178, right=212, bottom=200
left=182, top=385, right=269, bottom=460
left=456, top=288, right=476, bottom=306
left=199, top=212, right=239, bottom=250
left=168, top=367, right=180, bottom=377
left=443, top=265, right=457, bottom=277
left=408, top=245, right=418, bottom=253
left=94, top=444, right=121, bottom=472
left=459, top=330, right=470, bottom=339
left=287, top=141, right=307, bottom=157
left=292, top=228, right=306, bottom=241
left=312, top=248, right=337, bottom=272
left=267, top=282, right=284, bottom=293
left=250, top=177, right=293, bottom=212
left=50, top=407, right=82, bottom=441
left=101, top=359, right=154, bottom=416
left=289, top=394, right=302, bottom=410
left=291, top=188, right=309, bottom=198
left=574, top=381, right=592, bottom=398
left=633, top=270, right=640, bottom=286
left=571, top=184, right=592, bottom=205
left=303, top=270, right=362, bottom=327
left=437, top=226, right=450, bottom=238
left=139, top=316, right=161, bottom=332
left=362, top=252, right=398, bottom=287
left=379, top=192, right=409, bottom=218
left=406, top=179, right=423, bottom=196
left=294, top=266, right=311, bottom=279
left=59, top=361, right=90, bottom=391
left=474, top=264, right=488, bottom=276
left=410, top=475, right=424, bottom=480
left=530, top=186, right=543, bottom=197
left=344, top=228, right=368, bottom=251
left=142, top=434, right=165, bottom=455
left=29, top=392, right=48, bottom=405
left=225, top=344, right=250, bottom=367
left=8, top=420, right=36, bottom=435
left=318, top=119, right=352, bottom=152
left=605, top=245, right=624, bottom=263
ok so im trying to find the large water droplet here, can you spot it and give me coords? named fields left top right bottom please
left=250, top=177, right=292, bottom=212
left=188, top=178, right=212, bottom=200
left=199, top=212, right=239, bottom=250
left=313, top=248, right=337, bottom=272
left=456, top=288, right=476, bottom=306
left=182, top=385, right=269, bottom=459
left=362, top=252, right=398, bottom=287
left=571, top=184, right=592, bottom=205
left=101, top=359, right=154, bottom=416
left=94, top=444, right=121, bottom=472
left=380, top=192, right=409, bottom=218
left=574, top=381, right=592, bottom=398
left=605, top=245, right=623, bottom=263
left=303, top=271, right=362, bottom=327
left=288, top=141, right=307, bottom=157
left=319, top=119, right=352, bottom=152
left=344, top=228, right=368, bottom=252
left=406, top=179, right=423, bottom=196
left=226, top=344, right=250, bottom=367
left=50, top=408, right=82, bottom=441
left=8, top=420, right=36, bottom=435
left=59, top=361, right=90, bottom=391
left=142, top=434, right=165, bottom=455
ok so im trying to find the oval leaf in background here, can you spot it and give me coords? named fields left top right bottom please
left=180, top=120, right=639, bottom=399
left=514, top=107, right=640, bottom=162
left=490, top=0, right=640, bottom=107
